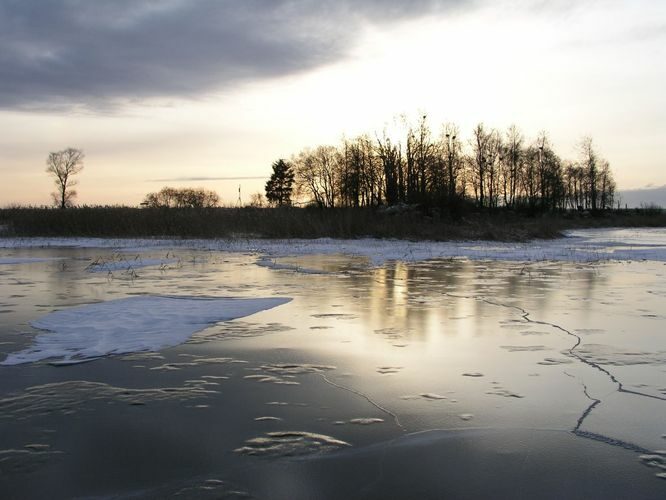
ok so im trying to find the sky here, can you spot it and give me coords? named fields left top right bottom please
left=0, top=0, right=665, bottom=207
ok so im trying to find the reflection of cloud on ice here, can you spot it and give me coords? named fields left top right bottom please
left=1, top=296, right=291, bottom=366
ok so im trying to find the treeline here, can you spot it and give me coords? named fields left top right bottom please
left=282, top=116, right=616, bottom=213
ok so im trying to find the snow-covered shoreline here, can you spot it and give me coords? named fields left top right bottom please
left=0, top=257, right=64, bottom=265
left=2, top=228, right=666, bottom=263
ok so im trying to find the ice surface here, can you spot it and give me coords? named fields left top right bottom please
left=86, top=257, right=178, bottom=272
left=255, top=256, right=326, bottom=274
left=169, top=478, right=251, bottom=499
left=0, top=448, right=64, bottom=475
left=246, top=429, right=666, bottom=498
left=2, top=234, right=666, bottom=496
left=349, top=418, right=384, bottom=425
left=148, top=357, right=246, bottom=371
left=1, top=296, right=291, bottom=365
left=639, top=452, right=666, bottom=479
left=234, top=431, right=350, bottom=457
left=242, top=363, right=336, bottom=386
left=575, top=344, right=666, bottom=366
left=243, top=374, right=300, bottom=385
left=376, top=366, right=402, bottom=374
left=401, top=393, right=448, bottom=401
left=0, top=380, right=218, bottom=420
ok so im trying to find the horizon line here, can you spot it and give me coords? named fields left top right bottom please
left=148, top=176, right=269, bottom=182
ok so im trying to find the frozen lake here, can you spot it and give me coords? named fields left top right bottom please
left=0, top=229, right=665, bottom=498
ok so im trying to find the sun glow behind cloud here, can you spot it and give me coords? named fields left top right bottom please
left=212, top=1, right=665, bottom=190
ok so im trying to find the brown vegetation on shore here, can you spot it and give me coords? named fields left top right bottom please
left=0, top=206, right=664, bottom=241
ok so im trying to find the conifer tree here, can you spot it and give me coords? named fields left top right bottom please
left=265, top=159, right=295, bottom=206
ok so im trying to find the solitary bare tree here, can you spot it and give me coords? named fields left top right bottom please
left=46, top=148, right=85, bottom=208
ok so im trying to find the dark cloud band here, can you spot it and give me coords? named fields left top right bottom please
left=0, top=0, right=464, bottom=110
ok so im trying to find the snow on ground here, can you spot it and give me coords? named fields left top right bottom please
left=1, top=296, right=291, bottom=365
left=0, top=257, right=63, bottom=265
left=1, top=228, right=666, bottom=264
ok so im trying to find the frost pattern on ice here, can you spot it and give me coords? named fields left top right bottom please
left=1, top=296, right=291, bottom=365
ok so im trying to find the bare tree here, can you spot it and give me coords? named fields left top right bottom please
left=578, top=136, right=598, bottom=210
left=248, top=192, right=266, bottom=207
left=341, top=137, right=363, bottom=207
left=403, top=115, right=437, bottom=203
left=501, top=125, right=523, bottom=208
left=46, top=148, right=85, bottom=208
left=442, top=123, right=463, bottom=203
left=312, top=145, right=340, bottom=208
left=293, top=146, right=339, bottom=208
left=598, top=159, right=616, bottom=210
left=471, top=124, right=499, bottom=208
left=376, top=130, right=402, bottom=206
left=356, top=135, right=382, bottom=207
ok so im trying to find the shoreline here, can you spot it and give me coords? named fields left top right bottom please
left=1, top=207, right=665, bottom=242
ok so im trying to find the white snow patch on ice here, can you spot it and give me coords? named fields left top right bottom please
left=1, top=296, right=291, bottom=365
left=2, top=228, right=666, bottom=264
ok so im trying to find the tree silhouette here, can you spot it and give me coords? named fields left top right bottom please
left=46, top=148, right=85, bottom=209
left=275, top=116, right=615, bottom=213
left=142, top=187, right=219, bottom=208
left=265, top=159, right=295, bottom=206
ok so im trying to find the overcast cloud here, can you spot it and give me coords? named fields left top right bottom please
left=0, top=0, right=470, bottom=110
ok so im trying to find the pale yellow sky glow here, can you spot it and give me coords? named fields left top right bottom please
left=1, top=0, right=664, bottom=206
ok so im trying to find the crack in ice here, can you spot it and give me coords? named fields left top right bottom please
left=318, top=373, right=405, bottom=432
left=446, top=292, right=665, bottom=459
left=477, top=297, right=666, bottom=403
